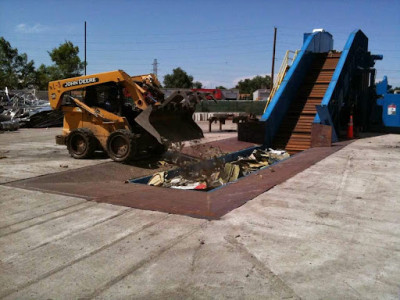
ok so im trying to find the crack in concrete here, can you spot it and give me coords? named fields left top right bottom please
left=190, top=239, right=204, bottom=273
left=331, top=155, right=353, bottom=205
left=343, top=280, right=362, bottom=297
left=86, top=222, right=207, bottom=300
left=224, top=235, right=301, bottom=299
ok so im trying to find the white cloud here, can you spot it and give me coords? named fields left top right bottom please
left=15, top=23, right=48, bottom=34
left=197, top=80, right=213, bottom=88
left=198, top=79, right=238, bottom=89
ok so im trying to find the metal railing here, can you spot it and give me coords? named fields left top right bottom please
left=264, top=50, right=299, bottom=112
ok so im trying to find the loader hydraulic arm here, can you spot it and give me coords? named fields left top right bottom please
left=69, top=96, right=112, bottom=123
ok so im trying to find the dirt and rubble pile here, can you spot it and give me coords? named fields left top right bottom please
left=147, top=148, right=290, bottom=191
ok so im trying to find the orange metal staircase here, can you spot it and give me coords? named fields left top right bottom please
left=272, top=52, right=341, bottom=154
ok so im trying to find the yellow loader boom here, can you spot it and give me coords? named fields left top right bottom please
left=48, top=70, right=203, bottom=162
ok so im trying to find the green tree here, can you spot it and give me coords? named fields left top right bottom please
left=163, top=67, right=196, bottom=88
left=48, top=41, right=85, bottom=79
left=34, top=41, right=85, bottom=88
left=216, top=85, right=226, bottom=89
left=34, top=64, right=61, bottom=90
left=235, top=75, right=271, bottom=97
left=193, top=81, right=202, bottom=89
left=0, top=37, right=36, bottom=89
left=389, top=86, right=400, bottom=93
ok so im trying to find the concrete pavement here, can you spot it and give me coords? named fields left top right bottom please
left=0, top=129, right=399, bottom=299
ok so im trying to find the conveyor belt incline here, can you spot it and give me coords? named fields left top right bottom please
left=272, top=52, right=341, bottom=154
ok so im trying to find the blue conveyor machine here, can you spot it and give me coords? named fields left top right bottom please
left=239, top=29, right=389, bottom=151
left=375, top=76, right=400, bottom=131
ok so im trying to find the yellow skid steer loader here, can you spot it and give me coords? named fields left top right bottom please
left=48, top=70, right=204, bottom=162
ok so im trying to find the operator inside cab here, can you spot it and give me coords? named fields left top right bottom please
left=84, top=83, right=122, bottom=115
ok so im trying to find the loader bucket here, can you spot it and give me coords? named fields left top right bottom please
left=135, top=92, right=204, bottom=144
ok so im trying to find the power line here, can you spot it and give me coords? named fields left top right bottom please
left=3, top=26, right=271, bottom=38
left=3, top=33, right=273, bottom=44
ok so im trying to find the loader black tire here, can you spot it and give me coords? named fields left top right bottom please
left=107, top=129, right=137, bottom=162
left=153, top=143, right=168, bottom=155
left=67, top=128, right=97, bottom=159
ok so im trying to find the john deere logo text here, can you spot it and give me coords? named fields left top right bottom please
left=63, top=77, right=99, bottom=88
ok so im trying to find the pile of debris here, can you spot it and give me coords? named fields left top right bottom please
left=0, top=89, right=63, bottom=131
left=147, top=148, right=290, bottom=191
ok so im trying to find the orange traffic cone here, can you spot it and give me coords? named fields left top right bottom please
left=347, top=115, right=354, bottom=139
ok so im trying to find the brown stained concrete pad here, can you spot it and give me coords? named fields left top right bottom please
left=0, top=126, right=236, bottom=184
left=7, top=140, right=352, bottom=219
left=5, top=161, right=171, bottom=199
left=3, top=137, right=248, bottom=198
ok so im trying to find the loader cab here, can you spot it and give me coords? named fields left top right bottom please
left=84, top=82, right=122, bottom=115
left=60, top=81, right=138, bottom=127
left=59, top=82, right=123, bottom=113
left=83, top=82, right=139, bottom=128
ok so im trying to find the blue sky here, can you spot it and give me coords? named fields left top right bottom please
left=1, top=0, right=399, bottom=88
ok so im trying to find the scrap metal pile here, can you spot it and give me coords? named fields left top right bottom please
left=147, top=148, right=290, bottom=191
left=0, top=89, right=63, bottom=131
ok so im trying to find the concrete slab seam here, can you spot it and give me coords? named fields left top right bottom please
left=0, top=202, right=96, bottom=237
left=0, top=214, right=171, bottom=299
left=2, top=207, right=132, bottom=263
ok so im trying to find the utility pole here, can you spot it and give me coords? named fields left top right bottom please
left=152, top=59, right=158, bottom=77
left=84, top=21, right=87, bottom=75
left=271, top=27, right=277, bottom=90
